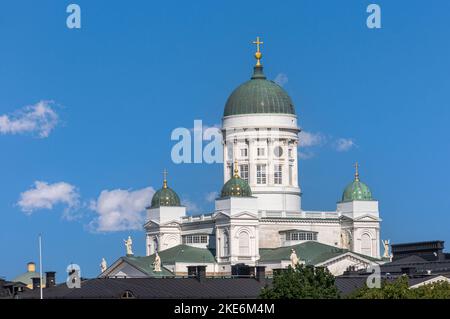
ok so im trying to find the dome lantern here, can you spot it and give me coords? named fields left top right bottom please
left=223, top=37, right=296, bottom=117
left=341, top=162, right=374, bottom=202
left=150, top=169, right=181, bottom=208
left=220, top=160, right=252, bottom=198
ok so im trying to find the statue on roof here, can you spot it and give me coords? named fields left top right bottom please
left=100, top=258, right=107, bottom=273
left=153, top=252, right=161, bottom=272
left=290, top=249, right=299, bottom=268
left=340, top=230, right=352, bottom=249
left=382, top=239, right=391, bottom=258
left=124, top=236, right=133, bottom=256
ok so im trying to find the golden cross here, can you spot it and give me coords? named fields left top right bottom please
left=354, top=162, right=360, bottom=181
left=253, top=36, right=264, bottom=66
left=253, top=36, right=264, bottom=53
left=163, top=169, right=168, bottom=188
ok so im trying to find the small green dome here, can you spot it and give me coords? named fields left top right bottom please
left=151, top=178, right=181, bottom=208
left=341, top=164, right=373, bottom=202
left=221, top=167, right=252, bottom=198
left=223, top=66, right=296, bottom=117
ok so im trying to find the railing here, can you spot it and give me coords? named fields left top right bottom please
left=259, top=211, right=339, bottom=219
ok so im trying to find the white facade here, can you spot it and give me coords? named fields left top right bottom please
left=222, top=114, right=301, bottom=212
left=143, top=58, right=382, bottom=275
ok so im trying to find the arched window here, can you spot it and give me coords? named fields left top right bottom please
left=361, top=233, right=372, bottom=256
left=238, top=231, right=250, bottom=256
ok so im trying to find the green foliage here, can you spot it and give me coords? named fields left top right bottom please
left=412, top=281, right=450, bottom=299
left=349, top=275, right=450, bottom=299
left=260, top=264, right=340, bottom=299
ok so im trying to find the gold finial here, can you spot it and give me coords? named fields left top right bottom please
left=163, top=169, right=168, bottom=189
left=253, top=36, right=264, bottom=66
left=354, top=162, right=360, bottom=182
left=233, top=159, right=239, bottom=177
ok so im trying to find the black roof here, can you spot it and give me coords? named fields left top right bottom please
left=18, top=277, right=270, bottom=299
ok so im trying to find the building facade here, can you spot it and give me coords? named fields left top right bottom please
left=104, top=39, right=383, bottom=279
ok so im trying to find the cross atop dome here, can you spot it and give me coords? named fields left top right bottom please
left=354, top=162, right=360, bottom=182
left=163, top=169, right=168, bottom=189
left=253, top=36, right=264, bottom=66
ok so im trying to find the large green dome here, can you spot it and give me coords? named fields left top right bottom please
left=223, top=66, right=296, bottom=117
left=150, top=179, right=181, bottom=208
left=341, top=165, right=373, bottom=202
left=221, top=166, right=252, bottom=198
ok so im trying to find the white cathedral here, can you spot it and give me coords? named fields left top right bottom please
left=101, top=38, right=386, bottom=279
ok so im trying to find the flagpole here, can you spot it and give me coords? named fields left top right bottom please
left=39, top=233, right=43, bottom=300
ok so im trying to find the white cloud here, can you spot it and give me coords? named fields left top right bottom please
left=298, top=131, right=356, bottom=159
left=205, top=191, right=218, bottom=203
left=0, top=101, right=59, bottom=138
left=298, top=131, right=325, bottom=147
left=18, top=181, right=80, bottom=215
left=182, top=198, right=201, bottom=214
left=89, top=187, right=155, bottom=232
left=274, top=73, right=288, bottom=87
left=335, top=138, right=356, bottom=152
left=298, top=150, right=315, bottom=160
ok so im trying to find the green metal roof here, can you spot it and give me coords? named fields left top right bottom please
left=341, top=166, right=374, bottom=202
left=220, top=172, right=252, bottom=198
left=154, top=245, right=216, bottom=263
left=223, top=66, right=296, bottom=117
left=122, top=256, right=174, bottom=277
left=150, top=180, right=181, bottom=208
left=120, top=245, right=216, bottom=277
left=259, top=241, right=380, bottom=265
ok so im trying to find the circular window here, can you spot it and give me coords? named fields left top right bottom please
left=274, top=146, right=283, bottom=157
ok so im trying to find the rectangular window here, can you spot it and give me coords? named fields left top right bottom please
left=240, top=148, right=248, bottom=157
left=256, top=164, right=267, bottom=184
left=274, top=164, right=283, bottom=185
left=240, top=164, right=249, bottom=182
left=183, top=235, right=208, bottom=244
left=286, top=232, right=317, bottom=242
left=257, top=148, right=266, bottom=157
left=288, top=148, right=293, bottom=158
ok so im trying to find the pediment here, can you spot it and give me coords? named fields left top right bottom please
left=317, top=252, right=378, bottom=267
left=230, top=211, right=258, bottom=219
left=353, top=214, right=380, bottom=222
left=213, top=211, right=231, bottom=220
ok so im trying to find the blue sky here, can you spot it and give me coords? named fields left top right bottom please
left=1, top=0, right=450, bottom=281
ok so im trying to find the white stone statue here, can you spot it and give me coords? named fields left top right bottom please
left=124, top=236, right=133, bottom=255
left=340, top=230, right=351, bottom=249
left=153, top=252, right=161, bottom=272
left=290, top=249, right=299, bottom=268
left=383, top=239, right=391, bottom=258
left=100, top=257, right=107, bottom=273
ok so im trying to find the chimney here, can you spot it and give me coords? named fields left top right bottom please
left=255, top=266, right=266, bottom=283
left=45, top=272, right=56, bottom=288
left=27, top=262, right=36, bottom=273
left=31, top=277, right=41, bottom=290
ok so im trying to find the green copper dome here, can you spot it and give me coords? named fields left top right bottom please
left=150, top=178, right=181, bottom=208
left=223, top=66, right=296, bottom=117
left=341, top=164, right=373, bottom=202
left=221, top=165, right=252, bottom=198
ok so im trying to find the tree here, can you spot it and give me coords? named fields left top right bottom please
left=411, top=281, right=450, bottom=299
left=260, top=264, right=340, bottom=299
left=349, top=275, right=450, bottom=299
